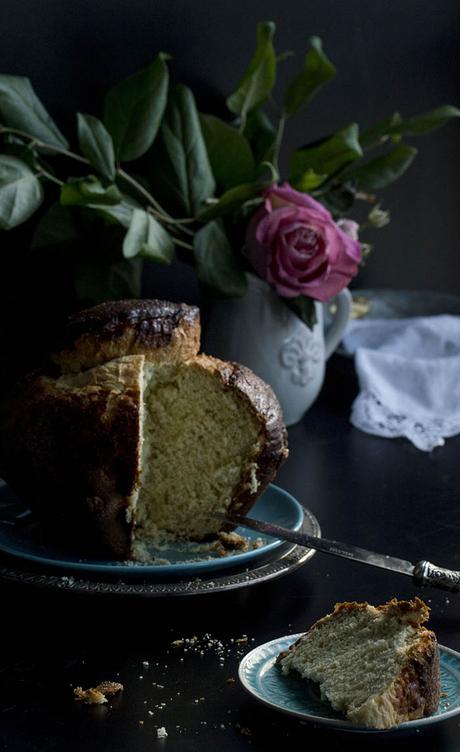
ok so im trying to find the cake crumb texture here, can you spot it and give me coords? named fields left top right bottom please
left=277, top=597, right=440, bottom=729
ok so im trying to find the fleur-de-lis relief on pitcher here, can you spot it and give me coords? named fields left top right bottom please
left=203, top=275, right=352, bottom=426
left=279, top=336, right=322, bottom=387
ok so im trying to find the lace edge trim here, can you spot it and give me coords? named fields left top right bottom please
left=350, top=390, right=460, bottom=451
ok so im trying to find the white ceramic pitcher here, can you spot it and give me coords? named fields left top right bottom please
left=203, top=274, right=352, bottom=426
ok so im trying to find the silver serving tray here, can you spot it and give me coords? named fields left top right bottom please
left=0, top=505, right=320, bottom=597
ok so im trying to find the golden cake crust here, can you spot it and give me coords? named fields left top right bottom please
left=0, top=356, right=144, bottom=557
left=346, top=628, right=440, bottom=727
left=391, top=631, right=440, bottom=722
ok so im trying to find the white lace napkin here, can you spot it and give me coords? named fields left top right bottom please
left=341, top=315, right=460, bottom=451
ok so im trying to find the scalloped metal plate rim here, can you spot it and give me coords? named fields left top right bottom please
left=0, top=507, right=320, bottom=597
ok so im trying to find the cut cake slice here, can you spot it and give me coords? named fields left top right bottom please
left=276, top=598, right=440, bottom=729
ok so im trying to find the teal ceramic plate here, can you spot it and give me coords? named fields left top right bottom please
left=0, top=483, right=304, bottom=578
left=239, top=634, right=460, bottom=733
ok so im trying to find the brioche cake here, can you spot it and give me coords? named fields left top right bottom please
left=0, top=299, right=288, bottom=559
left=276, top=598, right=440, bottom=729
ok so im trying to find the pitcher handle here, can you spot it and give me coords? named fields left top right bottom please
left=324, top=288, right=352, bottom=360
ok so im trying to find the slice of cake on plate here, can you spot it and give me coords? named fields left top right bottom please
left=276, top=598, right=440, bottom=729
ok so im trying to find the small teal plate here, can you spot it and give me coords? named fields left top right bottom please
left=0, top=484, right=304, bottom=578
left=239, top=634, right=460, bottom=733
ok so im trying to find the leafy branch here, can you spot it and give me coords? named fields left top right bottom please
left=0, top=24, right=458, bottom=309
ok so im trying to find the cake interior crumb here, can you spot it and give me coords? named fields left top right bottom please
left=133, top=360, right=262, bottom=544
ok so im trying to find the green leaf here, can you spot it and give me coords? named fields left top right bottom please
left=149, top=85, right=215, bottom=217
left=292, top=167, right=327, bottom=191
left=60, top=177, right=122, bottom=206
left=103, top=53, right=169, bottom=161
left=342, top=144, right=418, bottom=190
left=200, top=114, right=255, bottom=190
left=388, top=105, right=460, bottom=137
left=197, top=182, right=260, bottom=223
left=285, top=296, right=317, bottom=329
left=284, top=37, right=336, bottom=116
left=243, top=109, right=276, bottom=164
left=0, top=155, right=43, bottom=229
left=360, top=113, right=403, bottom=148
left=32, top=202, right=78, bottom=248
left=193, top=221, right=247, bottom=297
left=290, top=123, right=362, bottom=181
left=226, top=22, right=277, bottom=119
left=86, top=195, right=141, bottom=228
left=316, top=183, right=356, bottom=217
left=77, top=113, right=116, bottom=181
left=360, top=106, right=460, bottom=149
left=122, top=208, right=174, bottom=263
left=0, top=75, right=69, bottom=148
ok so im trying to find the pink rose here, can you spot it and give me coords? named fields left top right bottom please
left=245, top=183, right=361, bottom=301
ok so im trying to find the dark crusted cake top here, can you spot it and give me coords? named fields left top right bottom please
left=64, top=299, right=198, bottom=339
left=51, top=299, right=201, bottom=373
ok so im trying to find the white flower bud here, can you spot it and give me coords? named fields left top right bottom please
left=368, top=204, right=390, bottom=228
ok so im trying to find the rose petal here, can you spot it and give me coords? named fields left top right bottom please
left=245, top=182, right=362, bottom=301
left=266, top=183, right=332, bottom=222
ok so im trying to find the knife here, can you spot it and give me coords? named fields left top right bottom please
left=213, top=512, right=460, bottom=592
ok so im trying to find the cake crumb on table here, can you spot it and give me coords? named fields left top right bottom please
left=238, top=726, right=252, bottom=737
left=235, top=636, right=248, bottom=645
left=73, top=681, right=123, bottom=705
left=93, top=681, right=123, bottom=696
left=73, top=688, right=107, bottom=705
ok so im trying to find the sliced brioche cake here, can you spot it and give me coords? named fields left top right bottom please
left=276, top=598, right=440, bottom=729
left=0, top=300, right=288, bottom=559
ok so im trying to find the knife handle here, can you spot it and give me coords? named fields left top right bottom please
left=414, top=560, right=460, bottom=592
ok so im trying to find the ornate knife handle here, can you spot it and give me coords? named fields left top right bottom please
left=414, top=560, right=460, bottom=592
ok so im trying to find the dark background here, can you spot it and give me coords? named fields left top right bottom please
left=0, top=0, right=459, bottom=385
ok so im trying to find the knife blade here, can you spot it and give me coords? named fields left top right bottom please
left=213, top=512, right=460, bottom=592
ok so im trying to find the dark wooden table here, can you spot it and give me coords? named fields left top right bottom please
left=1, top=361, right=459, bottom=751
